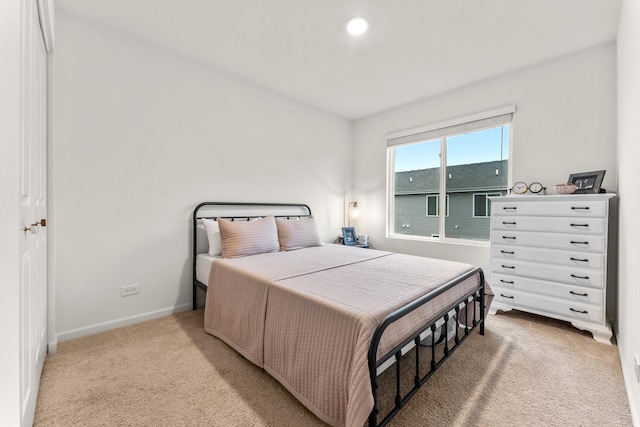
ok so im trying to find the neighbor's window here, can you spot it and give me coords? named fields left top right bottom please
left=388, top=106, right=514, bottom=242
left=426, top=195, right=449, bottom=217
left=473, top=193, right=501, bottom=217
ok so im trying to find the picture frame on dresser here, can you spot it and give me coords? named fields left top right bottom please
left=568, top=170, right=606, bottom=194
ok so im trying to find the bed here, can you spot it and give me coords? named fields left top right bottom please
left=192, top=202, right=487, bottom=427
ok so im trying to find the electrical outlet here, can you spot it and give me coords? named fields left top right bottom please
left=635, top=354, right=640, bottom=383
left=121, top=284, right=140, bottom=297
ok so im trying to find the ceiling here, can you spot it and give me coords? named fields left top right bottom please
left=56, top=0, right=622, bottom=120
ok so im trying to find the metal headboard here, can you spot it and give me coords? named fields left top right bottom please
left=192, top=202, right=312, bottom=309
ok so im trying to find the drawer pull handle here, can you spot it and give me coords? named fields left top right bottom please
left=502, top=236, right=516, bottom=240
left=570, top=241, right=589, bottom=245
left=570, top=308, right=588, bottom=314
left=503, top=207, right=517, bottom=210
left=571, top=274, right=590, bottom=280
left=501, top=265, right=515, bottom=269
left=500, top=294, right=515, bottom=299
left=571, top=207, right=590, bottom=211
left=570, top=257, right=589, bottom=262
left=570, top=223, right=589, bottom=227
left=570, top=291, right=589, bottom=297
left=500, top=279, right=514, bottom=284
left=500, top=250, right=515, bottom=255
left=502, top=221, right=517, bottom=225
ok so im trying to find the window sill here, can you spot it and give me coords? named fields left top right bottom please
left=387, top=233, right=490, bottom=248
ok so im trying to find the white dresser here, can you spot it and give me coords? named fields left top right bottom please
left=488, top=194, right=616, bottom=344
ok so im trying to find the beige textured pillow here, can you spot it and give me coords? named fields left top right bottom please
left=218, top=215, right=279, bottom=258
left=276, top=217, right=321, bottom=251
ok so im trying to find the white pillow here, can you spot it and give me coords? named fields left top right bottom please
left=201, top=218, right=222, bottom=256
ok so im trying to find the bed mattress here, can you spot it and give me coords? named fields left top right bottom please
left=195, top=253, right=217, bottom=285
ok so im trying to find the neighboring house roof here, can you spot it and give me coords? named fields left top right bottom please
left=395, top=160, right=508, bottom=194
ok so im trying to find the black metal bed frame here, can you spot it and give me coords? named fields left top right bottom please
left=192, top=202, right=485, bottom=427
left=368, top=268, right=485, bottom=426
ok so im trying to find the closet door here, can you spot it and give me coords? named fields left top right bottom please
left=19, top=0, right=48, bottom=424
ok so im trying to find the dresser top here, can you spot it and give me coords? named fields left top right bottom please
left=489, top=194, right=616, bottom=202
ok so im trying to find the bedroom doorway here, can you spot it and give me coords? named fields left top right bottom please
left=20, top=1, right=49, bottom=424
left=0, top=0, right=50, bottom=425
left=19, top=0, right=49, bottom=423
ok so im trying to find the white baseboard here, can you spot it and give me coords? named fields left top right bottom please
left=618, top=340, right=640, bottom=427
left=56, top=302, right=194, bottom=343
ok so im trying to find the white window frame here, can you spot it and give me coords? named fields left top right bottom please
left=386, top=105, right=515, bottom=244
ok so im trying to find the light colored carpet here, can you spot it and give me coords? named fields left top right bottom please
left=34, top=309, right=632, bottom=426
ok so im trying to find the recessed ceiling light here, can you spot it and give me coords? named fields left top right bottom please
left=346, top=16, right=368, bottom=36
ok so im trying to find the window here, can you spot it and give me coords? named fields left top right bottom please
left=426, top=195, right=449, bottom=217
left=473, top=193, right=501, bottom=217
left=388, top=106, right=514, bottom=242
left=426, top=195, right=438, bottom=216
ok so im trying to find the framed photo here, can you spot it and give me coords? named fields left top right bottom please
left=568, top=170, right=606, bottom=194
left=341, top=226, right=358, bottom=246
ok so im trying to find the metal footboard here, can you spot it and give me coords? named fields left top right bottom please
left=368, top=268, right=485, bottom=427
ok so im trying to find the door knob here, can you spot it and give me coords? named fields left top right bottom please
left=23, top=224, right=38, bottom=234
left=40, top=219, right=46, bottom=226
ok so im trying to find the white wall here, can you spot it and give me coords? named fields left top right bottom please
left=54, top=11, right=352, bottom=341
left=617, top=0, right=640, bottom=423
left=352, top=43, right=617, bottom=274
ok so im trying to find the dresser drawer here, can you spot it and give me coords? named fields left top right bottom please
left=492, top=289, right=603, bottom=324
left=492, top=259, right=604, bottom=288
left=491, top=230, right=606, bottom=252
left=492, top=244, right=605, bottom=269
left=491, top=273, right=603, bottom=305
left=492, top=200, right=606, bottom=217
left=492, top=216, right=605, bottom=234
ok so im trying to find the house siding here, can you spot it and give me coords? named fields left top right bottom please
left=394, top=192, right=503, bottom=240
left=393, top=160, right=508, bottom=240
left=446, top=192, right=492, bottom=240
left=394, top=195, right=437, bottom=236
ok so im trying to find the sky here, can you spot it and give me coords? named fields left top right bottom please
left=394, top=125, right=510, bottom=172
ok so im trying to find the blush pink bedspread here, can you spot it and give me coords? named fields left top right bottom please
left=204, top=244, right=481, bottom=427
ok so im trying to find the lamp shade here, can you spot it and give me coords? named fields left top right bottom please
left=348, top=201, right=359, bottom=226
